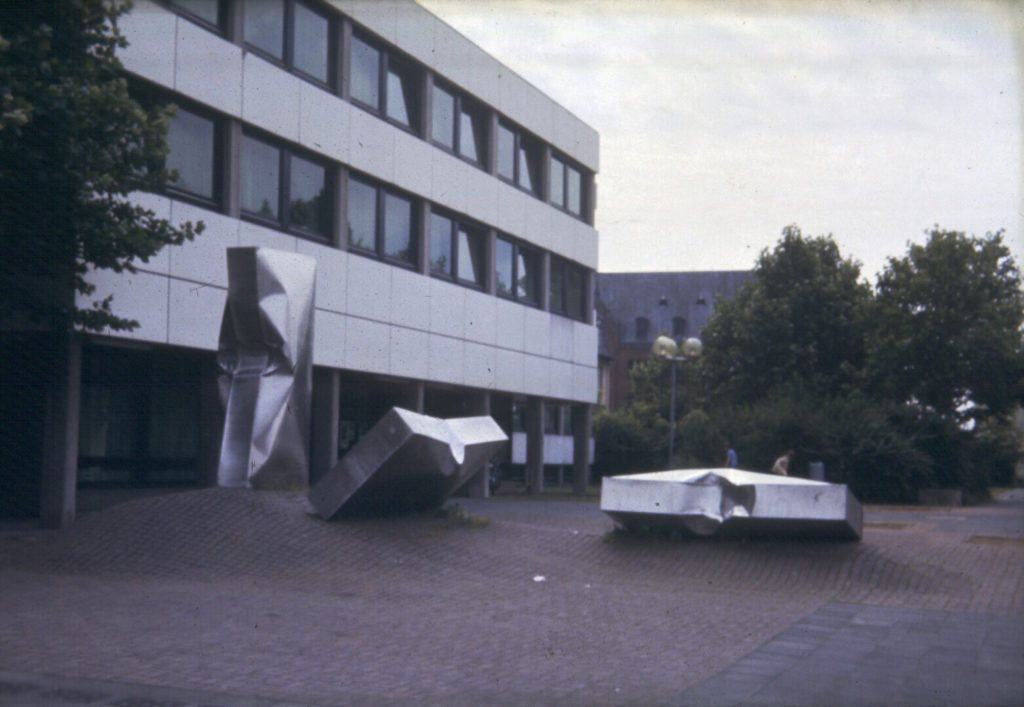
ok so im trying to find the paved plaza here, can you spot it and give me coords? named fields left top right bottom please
left=0, top=485, right=1022, bottom=706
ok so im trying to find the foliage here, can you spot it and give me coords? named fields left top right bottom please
left=0, top=0, right=202, bottom=332
left=595, top=223, right=1024, bottom=502
left=592, top=403, right=668, bottom=477
left=701, top=225, right=873, bottom=404
left=868, top=227, right=1024, bottom=425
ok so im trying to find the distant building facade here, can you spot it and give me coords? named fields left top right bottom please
left=595, top=271, right=750, bottom=411
left=2, top=0, right=600, bottom=524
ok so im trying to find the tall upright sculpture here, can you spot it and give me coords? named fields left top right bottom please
left=216, top=247, right=316, bottom=489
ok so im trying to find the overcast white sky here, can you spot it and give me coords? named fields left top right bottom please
left=418, top=0, right=1023, bottom=281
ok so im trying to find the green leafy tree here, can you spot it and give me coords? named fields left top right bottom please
left=701, top=225, right=872, bottom=404
left=869, top=227, right=1024, bottom=425
left=0, top=0, right=201, bottom=332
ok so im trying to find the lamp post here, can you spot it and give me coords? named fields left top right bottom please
left=651, top=335, right=702, bottom=469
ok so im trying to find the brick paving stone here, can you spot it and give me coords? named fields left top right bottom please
left=1, top=489, right=1022, bottom=706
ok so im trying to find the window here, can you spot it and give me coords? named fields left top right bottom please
left=244, top=0, right=330, bottom=85
left=495, top=236, right=540, bottom=306
left=672, top=317, right=687, bottom=341
left=429, top=210, right=485, bottom=287
left=240, top=132, right=329, bottom=239
left=350, top=33, right=419, bottom=131
left=347, top=174, right=417, bottom=266
left=165, top=0, right=224, bottom=31
left=550, top=153, right=586, bottom=218
left=431, top=82, right=485, bottom=166
left=550, top=257, right=587, bottom=321
left=165, top=103, right=219, bottom=206
left=635, top=317, right=650, bottom=342
left=496, top=121, right=539, bottom=195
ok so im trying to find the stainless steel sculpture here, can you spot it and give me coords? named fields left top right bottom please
left=217, top=247, right=316, bottom=489
left=309, top=407, right=508, bottom=519
left=601, top=469, right=862, bottom=540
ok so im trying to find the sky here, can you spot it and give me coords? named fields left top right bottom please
left=418, top=0, right=1023, bottom=282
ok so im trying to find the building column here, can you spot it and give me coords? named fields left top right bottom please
left=572, top=403, right=593, bottom=494
left=39, top=335, right=81, bottom=529
left=198, top=357, right=223, bottom=487
left=310, top=367, right=340, bottom=486
left=463, top=392, right=492, bottom=498
left=400, top=381, right=425, bottom=413
left=525, top=396, right=544, bottom=493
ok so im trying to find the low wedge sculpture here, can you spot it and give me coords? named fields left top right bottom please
left=601, top=469, right=862, bottom=540
left=216, top=247, right=316, bottom=490
left=309, top=407, right=508, bottom=519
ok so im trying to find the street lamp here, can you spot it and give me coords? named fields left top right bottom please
left=651, top=335, right=702, bottom=469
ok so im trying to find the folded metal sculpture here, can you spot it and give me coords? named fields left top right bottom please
left=601, top=469, right=862, bottom=540
left=216, top=247, right=316, bottom=489
left=309, top=407, right=508, bottom=519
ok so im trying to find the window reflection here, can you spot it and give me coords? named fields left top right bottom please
left=459, top=109, right=479, bottom=162
left=347, top=177, right=377, bottom=251
left=383, top=192, right=412, bottom=262
left=293, top=2, right=328, bottom=82
left=240, top=134, right=280, bottom=220
left=167, top=106, right=215, bottom=200
left=430, top=212, right=453, bottom=276
left=456, top=226, right=482, bottom=286
left=567, top=166, right=582, bottom=215
left=431, top=85, right=455, bottom=149
left=495, top=238, right=514, bottom=297
left=550, top=157, right=564, bottom=208
left=350, top=35, right=380, bottom=108
left=289, top=154, right=326, bottom=234
left=386, top=67, right=411, bottom=126
left=244, top=0, right=284, bottom=59
left=497, top=124, right=515, bottom=181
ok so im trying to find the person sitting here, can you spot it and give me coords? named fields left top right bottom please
left=771, top=450, right=794, bottom=476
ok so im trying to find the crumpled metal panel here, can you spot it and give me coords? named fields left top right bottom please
left=601, top=469, right=862, bottom=540
left=308, top=407, right=508, bottom=519
left=216, top=247, right=316, bottom=489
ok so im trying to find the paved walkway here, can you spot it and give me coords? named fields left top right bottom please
left=0, top=487, right=1021, bottom=706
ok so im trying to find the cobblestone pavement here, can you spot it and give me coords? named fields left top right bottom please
left=0, top=487, right=1021, bottom=706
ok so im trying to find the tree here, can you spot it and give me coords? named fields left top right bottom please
left=701, top=225, right=873, bottom=404
left=0, top=0, right=201, bottom=332
left=869, top=227, right=1024, bottom=425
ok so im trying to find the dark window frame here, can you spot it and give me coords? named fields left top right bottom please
left=495, top=235, right=541, bottom=307
left=549, top=256, right=587, bottom=321
left=430, top=79, right=486, bottom=168
left=496, top=120, right=541, bottom=196
left=346, top=172, right=419, bottom=269
left=243, top=0, right=335, bottom=90
left=239, top=128, right=332, bottom=242
left=350, top=30, right=421, bottom=134
left=428, top=207, right=486, bottom=290
left=162, top=97, right=224, bottom=211
left=549, top=150, right=588, bottom=220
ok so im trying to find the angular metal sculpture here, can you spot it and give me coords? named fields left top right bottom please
left=217, top=247, right=316, bottom=489
left=601, top=469, right=862, bottom=540
left=309, top=407, right=508, bottom=519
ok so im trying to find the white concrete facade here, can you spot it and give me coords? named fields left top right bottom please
left=87, top=0, right=600, bottom=406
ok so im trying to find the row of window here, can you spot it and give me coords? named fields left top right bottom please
left=163, top=99, right=589, bottom=321
left=632, top=317, right=688, bottom=342
left=161, top=0, right=592, bottom=221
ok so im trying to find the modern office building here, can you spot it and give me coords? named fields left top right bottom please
left=6, top=0, right=600, bottom=525
left=595, top=271, right=749, bottom=411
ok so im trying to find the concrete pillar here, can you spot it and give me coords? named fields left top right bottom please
left=572, top=403, right=593, bottom=494
left=198, top=357, right=223, bottom=487
left=463, top=392, right=492, bottom=498
left=310, top=367, right=340, bottom=486
left=39, top=335, right=80, bottom=529
left=525, top=397, right=544, bottom=493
